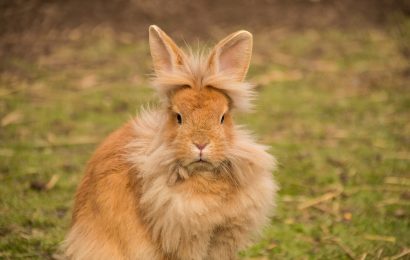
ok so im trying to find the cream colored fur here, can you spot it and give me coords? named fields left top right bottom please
left=63, top=25, right=277, bottom=260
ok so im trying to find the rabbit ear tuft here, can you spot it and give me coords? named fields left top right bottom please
left=207, top=31, right=253, bottom=82
left=149, top=25, right=186, bottom=74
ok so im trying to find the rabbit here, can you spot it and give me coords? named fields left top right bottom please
left=62, top=25, right=277, bottom=260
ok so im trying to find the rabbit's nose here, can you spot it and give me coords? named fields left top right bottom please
left=194, top=142, right=208, bottom=151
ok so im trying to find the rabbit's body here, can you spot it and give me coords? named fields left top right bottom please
left=64, top=26, right=277, bottom=260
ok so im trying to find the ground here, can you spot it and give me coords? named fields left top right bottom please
left=0, top=1, right=409, bottom=259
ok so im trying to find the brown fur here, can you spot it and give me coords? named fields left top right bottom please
left=63, top=25, right=277, bottom=260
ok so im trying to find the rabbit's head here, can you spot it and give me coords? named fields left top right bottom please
left=149, top=25, right=254, bottom=172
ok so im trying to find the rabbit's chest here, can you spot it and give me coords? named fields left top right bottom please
left=167, top=175, right=238, bottom=221
left=143, top=173, right=243, bottom=231
left=141, top=171, right=274, bottom=255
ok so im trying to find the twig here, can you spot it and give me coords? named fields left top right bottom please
left=359, top=253, right=367, bottom=260
left=376, top=248, right=383, bottom=259
left=390, top=248, right=410, bottom=260
left=378, top=199, right=410, bottom=207
left=364, top=234, right=396, bottom=243
left=384, top=177, right=410, bottom=186
left=312, top=204, right=338, bottom=216
left=45, top=175, right=60, bottom=190
left=345, top=185, right=409, bottom=195
left=298, top=189, right=343, bottom=210
left=281, top=195, right=307, bottom=203
left=0, top=86, right=27, bottom=98
left=328, top=237, right=355, bottom=259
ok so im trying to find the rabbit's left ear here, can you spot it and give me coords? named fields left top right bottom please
left=149, top=25, right=186, bottom=74
left=207, top=30, right=253, bottom=81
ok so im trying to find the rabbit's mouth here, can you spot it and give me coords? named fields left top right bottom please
left=186, top=159, right=214, bottom=172
left=192, top=159, right=212, bottom=166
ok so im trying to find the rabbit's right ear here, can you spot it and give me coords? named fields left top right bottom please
left=207, top=30, right=253, bottom=82
left=149, top=25, right=186, bottom=74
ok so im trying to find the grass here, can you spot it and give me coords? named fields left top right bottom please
left=0, top=23, right=409, bottom=259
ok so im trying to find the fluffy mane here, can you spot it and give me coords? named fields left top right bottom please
left=125, top=109, right=277, bottom=252
left=151, top=50, right=256, bottom=112
left=127, top=107, right=276, bottom=187
left=131, top=43, right=274, bottom=187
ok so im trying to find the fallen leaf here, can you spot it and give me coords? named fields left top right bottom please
left=1, top=111, right=23, bottom=127
left=343, top=212, right=352, bottom=221
left=79, top=74, right=97, bottom=89
left=394, top=209, right=405, bottom=218
left=266, top=240, right=278, bottom=250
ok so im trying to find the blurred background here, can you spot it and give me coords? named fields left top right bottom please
left=0, top=0, right=409, bottom=259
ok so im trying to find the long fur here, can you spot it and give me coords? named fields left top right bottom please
left=152, top=51, right=256, bottom=111
left=63, top=26, right=277, bottom=260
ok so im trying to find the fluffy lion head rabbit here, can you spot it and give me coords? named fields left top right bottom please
left=63, top=25, right=278, bottom=260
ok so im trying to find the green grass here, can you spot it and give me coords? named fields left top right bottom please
left=1, top=24, right=409, bottom=259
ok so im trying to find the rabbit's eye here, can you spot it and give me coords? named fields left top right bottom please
left=220, top=114, right=225, bottom=124
left=176, top=113, right=182, bottom=125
